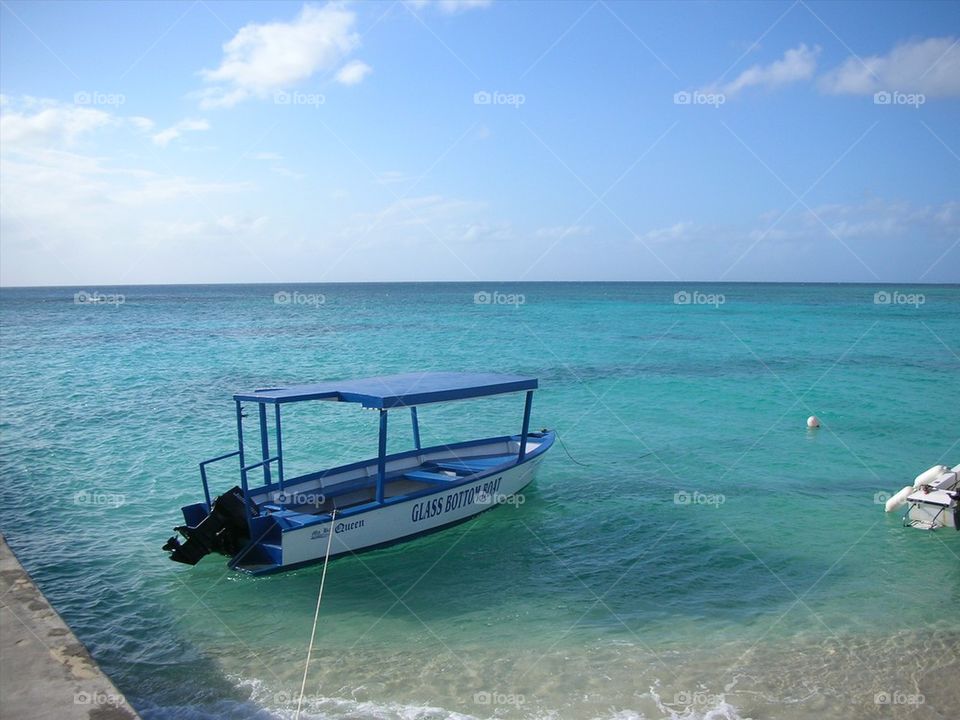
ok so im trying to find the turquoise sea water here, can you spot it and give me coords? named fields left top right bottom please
left=0, top=282, right=958, bottom=720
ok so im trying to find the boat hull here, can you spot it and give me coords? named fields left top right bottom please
left=903, top=465, right=959, bottom=530
left=271, top=455, right=544, bottom=573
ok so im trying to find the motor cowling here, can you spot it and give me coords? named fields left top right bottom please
left=163, top=487, right=254, bottom=565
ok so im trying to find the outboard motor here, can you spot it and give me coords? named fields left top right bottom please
left=163, top=487, right=254, bottom=565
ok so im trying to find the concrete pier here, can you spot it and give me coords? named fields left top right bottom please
left=0, top=536, right=142, bottom=719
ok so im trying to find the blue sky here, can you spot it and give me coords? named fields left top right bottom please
left=1, top=0, right=957, bottom=285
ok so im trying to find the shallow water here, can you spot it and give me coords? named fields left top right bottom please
left=1, top=282, right=958, bottom=719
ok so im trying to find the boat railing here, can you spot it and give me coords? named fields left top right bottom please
left=199, top=450, right=241, bottom=508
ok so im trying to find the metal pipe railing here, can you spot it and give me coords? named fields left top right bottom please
left=243, top=455, right=280, bottom=474
left=199, top=450, right=241, bottom=508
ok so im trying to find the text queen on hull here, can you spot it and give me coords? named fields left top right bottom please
left=162, top=372, right=555, bottom=575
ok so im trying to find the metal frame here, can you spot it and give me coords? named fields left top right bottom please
left=519, top=390, right=533, bottom=462
left=210, top=377, right=538, bottom=535
left=411, top=406, right=421, bottom=450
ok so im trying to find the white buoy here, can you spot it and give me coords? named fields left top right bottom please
left=807, top=415, right=821, bottom=429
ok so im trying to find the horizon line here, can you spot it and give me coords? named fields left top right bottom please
left=2, top=279, right=959, bottom=290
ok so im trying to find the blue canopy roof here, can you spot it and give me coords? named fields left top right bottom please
left=233, top=371, right=537, bottom=408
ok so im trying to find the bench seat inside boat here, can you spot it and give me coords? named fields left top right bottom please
left=425, top=455, right=515, bottom=475
left=403, top=470, right=457, bottom=484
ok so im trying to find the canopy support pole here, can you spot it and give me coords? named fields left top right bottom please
left=410, top=406, right=421, bottom=450
left=518, top=390, right=533, bottom=462
left=236, top=400, right=251, bottom=524
left=275, top=403, right=285, bottom=491
left=258, top=403, right=272, bottom=487
left=376, top=409, right=388, bottom=504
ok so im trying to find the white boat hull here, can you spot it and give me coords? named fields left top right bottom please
left=903, top=465, right=960, bottom=531
left=280, top=455, right=544, bottom=568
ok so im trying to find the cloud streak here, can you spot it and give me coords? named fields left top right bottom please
left=151, top=118, right=210, bottom=146
left=819, top=36, right=960, bottom=96
left=0, top=97, right=114, bottom=145
left=704, top=44, right=820, bottom=98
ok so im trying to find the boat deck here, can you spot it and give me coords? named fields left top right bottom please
left=258, top=451, right=519, bottom=516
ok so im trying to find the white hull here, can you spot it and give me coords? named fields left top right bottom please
left=281, top=456, right=544, bottom=567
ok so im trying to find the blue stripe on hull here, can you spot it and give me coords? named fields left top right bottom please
left=239, top=476, right=539, bottom=576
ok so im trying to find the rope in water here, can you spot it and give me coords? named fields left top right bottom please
left=554, top=429, right=653, bottom=466
left=553, top=429, right=590, bottom=467
left=295, top=508, right=337, bottom=720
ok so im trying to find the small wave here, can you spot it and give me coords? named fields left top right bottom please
left=647, top=684, right=745, bottom=720
left=224, top=677, right=748, bottom=720
left=233, top=677, right=480, bottom=720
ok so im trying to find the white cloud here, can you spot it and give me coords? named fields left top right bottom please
left=339, top=194, right=497, bottom=250
left=0, top=97, right=157, bottom=148
left=459, top=221, right=513, bottom=243
left=271, top=166, right=305, bottom=179
left=129, top=116, right=155, bottom=133
left=706, top=44, right=820, bottom=98
left=819, top=36, right=960, bottom=96
left=151, top=118, right=210, bottom=147
left=347, top=194, right=483, bottom=233
left=200, top=3, right=361, bottom=108
left=0, top=101, right=113, bottom=145
left=637, top=221, right=699, bottom=243
left=625, top=200, right=958, bottom=281
left=645, top=202, right=959, bottom=249
left=0, top=97, right=252, bottom=285
left=335, top=59, right=372, bottom=86
left=799, top=199, right=959, bottom=240
left=375, top=170, right=414, bottom=185
left=1, top=145, right=250, bottom=283
left=534, top=225, right=593, bottom=239
left=405, top=0, right=492, bottom=13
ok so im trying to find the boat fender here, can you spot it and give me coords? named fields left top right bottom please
left=914, top=465, right=949, bottom=488
left=885, top=486, right=914, bottom=513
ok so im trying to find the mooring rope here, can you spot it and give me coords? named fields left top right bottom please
left=553, top=429, right=591, bottom=467
left=295, top=508, right=337, bottom=720
left=554, top=429, right=653, bottom=466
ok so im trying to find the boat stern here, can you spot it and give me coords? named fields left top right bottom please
left=162, top=486, right=253, bottom=565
